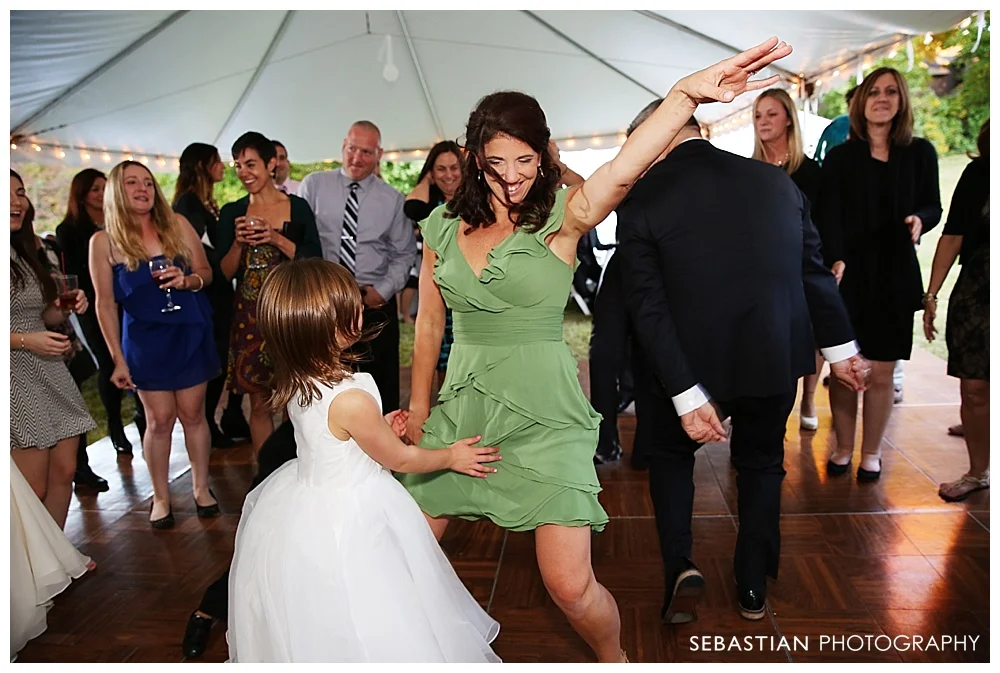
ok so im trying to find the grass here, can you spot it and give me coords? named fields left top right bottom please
left=77, top=156, right=969, bottom=441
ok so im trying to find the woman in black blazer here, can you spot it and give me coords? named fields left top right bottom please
left=172, top=143, right=250, bottom=448
left=818, top=67, right=942, bottom=481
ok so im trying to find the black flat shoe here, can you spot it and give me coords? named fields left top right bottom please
left=857, top=460, right=882, bottom=482
left=594, top=438, right=623, bottom=465
left=150, top=504, right=175, bottom=530
left=195, top=489, right=220, bottom=518
left=182, top=611, right=215, bottom=658
left=826, top=459, right=851, bottom=476
left=74, top=468, right=110, bottom=492
left=662, top=559, right=705, bottom=625
left=209, top=425, right=235, bottom=449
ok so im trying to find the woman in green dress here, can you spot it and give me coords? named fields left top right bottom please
left=401, top=38, right=792, bottom=662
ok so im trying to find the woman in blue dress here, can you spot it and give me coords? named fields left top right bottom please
left=90, top=161, right=221, bottom=529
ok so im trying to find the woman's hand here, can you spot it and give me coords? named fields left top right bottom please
left=905, top=215, right=923, bottom=243
left=110, top=361, right=135, bottom=391
left=923, top=298, right=938, bottom=342
left=151, top=263, right=186, bottom=290
left=61, top=288, right=88, bottom=314
left=249, top=225, right=284, bottom=247
left=234, top=216, right=254, bottom=246
left=384, top=409, right=410, bottom=439
left=22, top=331, right=72, bottom=357
left=673, top=37, right=792, bottom=105
left=405, top=408, right=429, bottom=446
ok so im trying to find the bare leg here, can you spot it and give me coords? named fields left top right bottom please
left=138, top=390, right=178, bottom=521
left=12, top=447, right=51, bottom=505
left=799, top=352, right=824, bottom=422
left=422, top=512, right=450, bottom=542
left=859, top=361, right=896, bottom=472
left=828, top=377, right=859, bottom=466
left=248, top=391, right=275, bottom=455
left=44, top=437, right=79, bottom=528
left=961, top=379, right=990, bottom=476
left=175, top=383, right=216, bottom=507
left=535, top=524, right=624, bottom=663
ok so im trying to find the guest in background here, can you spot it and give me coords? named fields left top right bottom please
left=298, top=120, right=416, bottom=411
left=10, top=170, right=95, bottom=529
left=813, top=86, right=857, bottom=166
left=272, top=140, right=300, bottom=195
left=217, top=132, right=322, bottom=453
left=173, top=142, right=249, bottom=448
left=923, top=119, right=989, bottom=502
left=55, top=169, right=135, bottom=456
left=90, top=161, right=220, bottom=528
left=404, top=141, right=463, bottom=379
left=818, top=67, right=941, bottom=481
left=751, top=88, right=824, bottom=431
left=32, top=204, right=108, bottom=492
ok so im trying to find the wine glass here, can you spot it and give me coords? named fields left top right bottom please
left=149, top=258, right=181, bottom=313
left=246, top=215, right=268, bottom=270
left=51, top=273, right=79, bottom=310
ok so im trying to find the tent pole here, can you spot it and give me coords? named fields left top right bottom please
left=634, top=11, right=798, bottom=80
left=213, top=11, right=295, bottom=146
left=11, top=11, right=189, bottom=136
left=396, top=11, right=445, bottom=142
left=522, top=11, right=661, bottom=98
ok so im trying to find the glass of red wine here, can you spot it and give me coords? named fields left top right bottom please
left=149, top=258, right=182, bottom=313
left=52, top=273, right=79, bottom=310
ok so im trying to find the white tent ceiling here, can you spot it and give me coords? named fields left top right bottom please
left=10, top=9, right=975, bottom=166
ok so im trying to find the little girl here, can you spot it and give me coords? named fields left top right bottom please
left=226, top=258, right=501, bottom=663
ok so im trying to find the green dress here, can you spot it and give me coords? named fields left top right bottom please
left=398, top=190, right=608, bottom=532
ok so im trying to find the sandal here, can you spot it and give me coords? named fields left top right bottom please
left=939, top=471, right=990, bottom=502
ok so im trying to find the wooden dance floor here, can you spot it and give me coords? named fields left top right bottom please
left=18, top=347, right=989, bottom=663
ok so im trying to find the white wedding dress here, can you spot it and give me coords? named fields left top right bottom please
left=10, top=456, right=92, bottom=661
left=227, top=373, right=500, bottom=663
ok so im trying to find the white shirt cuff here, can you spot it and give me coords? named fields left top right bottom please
left=672, top=384, right=710, bottom=416
left=821, top=341, right=860, bottom=363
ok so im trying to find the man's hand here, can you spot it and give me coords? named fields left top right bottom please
left=905, top=214, right=923, bottom=243
left=831, top=260, right=846, bottom=285
left=830, top=354, right=871, bottom=392
left=680, top=401, right=727, bottom=444
left=362, top=286, right=386, bottom=308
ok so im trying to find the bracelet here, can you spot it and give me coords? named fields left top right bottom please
left=189, top=273, right=205, bottom=292
left=20, top=334, right=25, bottom=350
left=923, top=293, right=938, bottom=304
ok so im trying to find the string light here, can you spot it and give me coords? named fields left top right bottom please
left=387, top=152, right=399, bottom=161
left=33, top=144, right=41, bottom=152
left=888, top=49, right=898, bottom=58
left=228, top=160, right=235, bottom=167
left=10, top=143, right=16, bottom=150
left=924, top=32, right=934, bottom=45
left=103, top=153, right=111, bottom=163
left=832, top=69, right=840, bottom=78
left=157, top=157, right=166, bottom=167
left=616, top=134, right=627, bottom=146
left=82, top=152, right=91, bottom=161
left=140, top=156, right=149, bottom=165
left=126, top=154, right=134, bottom=161
left=591, top=137, right=601, bottom=146
left=565, top=138, right=576, bottom=148
left=57, top=150, right=66, bottom=158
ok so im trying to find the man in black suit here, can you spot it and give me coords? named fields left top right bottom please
left=617, top=114, right=870, bottom=623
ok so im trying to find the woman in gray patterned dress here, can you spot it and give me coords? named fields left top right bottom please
left=9, top=170, right=95, bottom=529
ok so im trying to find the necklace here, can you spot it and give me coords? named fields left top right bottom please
left=773, top=152, right=790, bottom=167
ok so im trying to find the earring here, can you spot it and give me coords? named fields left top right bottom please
left=478, top=170, right=484, bottom=182
left=539, top=165, right=545, bottom=178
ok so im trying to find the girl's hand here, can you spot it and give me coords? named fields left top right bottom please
left=447, top=436, right=502, bottom=478
left=405, top=408, right=429, bottom=446
left=22, top=331, right=72, bottom=357
left=111, top=361, right=136, bottom=391
left=151, top=263, right=186, bottom=290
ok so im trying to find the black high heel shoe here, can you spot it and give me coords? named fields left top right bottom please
left=195, top=489, right=220, bottom=518
left=110, top=427, right=133, bottom=456
left=150, top=502, right=175, bottom=529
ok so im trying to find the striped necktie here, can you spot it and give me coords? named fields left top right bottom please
left=340, top=182, right=359, bottom=275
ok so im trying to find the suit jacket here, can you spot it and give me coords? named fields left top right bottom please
left=617, top=139, right=855, bottom=403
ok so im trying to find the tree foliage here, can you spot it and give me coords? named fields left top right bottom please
left=818, top=12, right=989, bottom=155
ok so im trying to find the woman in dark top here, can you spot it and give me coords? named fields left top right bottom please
left=404, top=141, right=463, bottom=379
left=217, top=132, right=322, bottom=452
left=751, top=87, right=823, bottom=430
left=818, top=67, right=942, bottom=481
left=54, top=168, right=135, bottom=456
left=922, top=119, right=989, bottom=502
left=172, top=143, right=249, bottom=448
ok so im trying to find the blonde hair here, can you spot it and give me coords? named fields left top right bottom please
left=257, top=259, right=368, bottom=412
left=752, top=88, right=804, bottom=175
left=104, top=161, right=190, bottom=271
left=849, top=67, right=913, bottom=147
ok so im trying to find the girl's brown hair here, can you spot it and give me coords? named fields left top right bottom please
left=848, top=67, right=914, bottom=147
left=257, top=259, right=368, bottom=411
